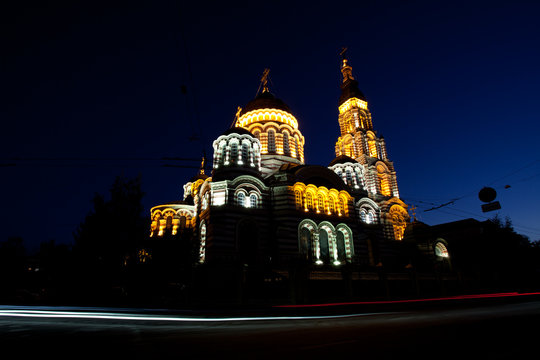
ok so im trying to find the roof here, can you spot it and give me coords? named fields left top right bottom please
left=278, top=164, right=347, bottom=191
left=338, top=78, right=367, bottom=106
left=221, top=127, right=254, bottom=137
left=329, top=155, right=358, bottom=166
left=239, top=90, right=292, bottom=116
left=189, top=173, right=209, bottom=182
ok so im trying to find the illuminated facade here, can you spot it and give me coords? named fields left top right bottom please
left=145, top=57, right=431, bottom=303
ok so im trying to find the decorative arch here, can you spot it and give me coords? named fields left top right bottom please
left=297, top=219, right=354, bottom=266
left=376, top=162, right=391, bottom=196
left=236, top=190, right=246, bottom=207
left=389, top=204, right=408, bottom=240
left=336, top=223, right=354, bottom=262
left=298, top=219, right=317, bottom=261
left=434, top=238, right=450, bottom=258
left=357, top=198, right=379, bottom=224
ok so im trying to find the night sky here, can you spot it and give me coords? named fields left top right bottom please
left=2, top=1, right=540, bottom=252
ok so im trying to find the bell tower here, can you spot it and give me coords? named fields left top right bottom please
left=333, top=50, right=409, bottom=240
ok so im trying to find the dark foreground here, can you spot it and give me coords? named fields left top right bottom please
left=1, top=296, right=539, bottom=359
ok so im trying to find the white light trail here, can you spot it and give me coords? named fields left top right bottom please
left=0, top=308, right=387, bottom=323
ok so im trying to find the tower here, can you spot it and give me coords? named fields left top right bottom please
left=332, top=52, right=409, bottom=240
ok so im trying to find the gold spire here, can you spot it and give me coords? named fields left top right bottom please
left=200, top=153, right=206, bottom=175
left=340, top=47, right=354, bottom=82
left=259, top=68, right=270, bottom=93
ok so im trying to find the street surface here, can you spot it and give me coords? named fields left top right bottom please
left=1, top=296, right=539, bottom=359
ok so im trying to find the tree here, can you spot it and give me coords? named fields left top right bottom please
left=483, top=215, right=536, bottom=290
left=73, top=175, right=148, bottom=303
left=0, top=237, right=27, bottom=301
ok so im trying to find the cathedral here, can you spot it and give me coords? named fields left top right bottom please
left=145, top=55, right=454, bottom=303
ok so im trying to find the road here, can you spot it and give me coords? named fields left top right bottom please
left=1, top=298, right=539, bottom=359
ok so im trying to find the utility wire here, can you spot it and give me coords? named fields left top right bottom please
left=174, top=5, right=203, bottom=148
left=406, top=196, right=540, bottom=237
left=406, top=159, right=540, bottom=213
left=487, top=159, right=540, bottom=186
left=1, top=157, right=201, bottom=161
left=0, top=156, right=202, bottom=169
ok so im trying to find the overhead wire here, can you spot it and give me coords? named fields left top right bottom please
left=174, top=5, right=203, bottom=149
left=404, top=195, right=540, bottom=238
left=404, top=158, right=540, bottom=214
left=0, top=156, right=202, bottom=169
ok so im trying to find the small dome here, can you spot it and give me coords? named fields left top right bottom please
left=239, top=90, right=292, bottom=116
left=222, top=127, right=254, bottom=137
left=329, top=155, right=358, bottom=166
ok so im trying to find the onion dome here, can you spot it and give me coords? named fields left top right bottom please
left=239, top=91, right=292, bottom=117
left=235, top=88, right=299, bottom=130
left=233, top=70, right=306, bottom=177
left=212, top=125, right=262, bottom=181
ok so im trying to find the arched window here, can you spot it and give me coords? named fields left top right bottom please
left=339, top=197, right=347, bottom=215
left=355, top=168, right=363, bottom=189
left=298, top=220, right=317, bottom=262
left=360, top=209, right=367, bottom=222
left=268, top=129, right=276, bottom=153
left=353, top=112, right=359, bottom=128
left=179, top=216, right=187, bottom=229
left=336, top=231, right=346, bottom=262
left=367, top=211, right=374, bottom=224
left=166, top=216, right=173, bottom=230
left=283, top=131, right=290, bottom=156
left=306, top=193, right=313, bottom=210
left=241, top=142, right=249, bottom=165
left=377, top=164, right=391, bottom=196
left=237, top=192, right=245, bottom=207
left=336, top=225, right=354, bottom=262
left=295, top=135, right=300, bottom=160
left=346, top=169, right=353, bottom=187
left=328, top=197, right=335, bottom=214
left=218, top=141, right=227, bottom=166
left=317, top=194, right=324, bottom=213
left=295, top=190, right=303, bottom=209
left=319, top=229, right=330, bottom=262
left=230, top=142, right=238, bottom=164
left=249, top=194, right=257, bottom=208
left=299, top=227, right=312, bottom=260
left=435, top=242, right=449, bottom=258
left=367, top=133, right=378, bottom=158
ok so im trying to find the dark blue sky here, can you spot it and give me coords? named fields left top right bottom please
left=2, top=0, right=540, bottom=251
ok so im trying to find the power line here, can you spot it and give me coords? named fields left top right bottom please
left=0, top=157, right=201, bottom=161
left=488, top=159, right=540, bottom=187
left=407, top=196, right=540, bottom=237
left=0, top=156, right=203, bottom=169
